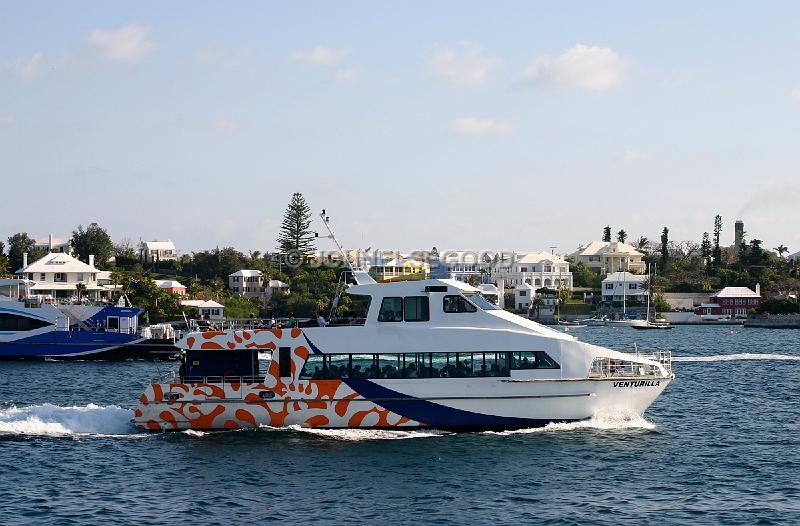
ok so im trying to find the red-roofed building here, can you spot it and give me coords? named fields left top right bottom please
left=697, top=285, right=761, bottom=318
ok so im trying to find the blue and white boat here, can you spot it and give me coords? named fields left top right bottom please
left=0, top=280, right=176, bottom=360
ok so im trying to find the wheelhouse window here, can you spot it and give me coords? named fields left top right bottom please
left=378, top=297, right=403, bottom=322
left=404, top=296, right=430, bottom=322
left=443, top=295, right=477, bottom=313
left=464, top=294, right=500, bottom=311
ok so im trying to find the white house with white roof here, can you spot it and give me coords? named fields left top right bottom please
left=17, top=252, right=102, bottom=301
left=489, top=252, right=573, bottom=290
left=141, top=240, right=177, bottom=263
left=601, top=272, right=649, bottom=302
left=34, top=234, right=71, bottom=254
left=571, top=241, right=646, bottom=275
left=181, top=299, right=225, bottom=320
left=514, top=282, right=536, bottom=312
left=229, top=269, right=267, bottom=298
left=426, top=249, right=491, bottom=282
left=267, top=279, right=290, bottom=296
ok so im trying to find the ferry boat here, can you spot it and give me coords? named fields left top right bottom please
left=133, top=212, right=674, bottom=431
left=0, top=285, right=179, bottom=360
left=133, top=276, right=673, bottom=431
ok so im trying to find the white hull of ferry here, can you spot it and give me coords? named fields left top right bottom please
left=134, top=375, right=672, bottom=431
left=134, top=320, right=673, bottom=432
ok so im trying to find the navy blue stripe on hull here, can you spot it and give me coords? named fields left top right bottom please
left=342, top=378, right=564, bottom=428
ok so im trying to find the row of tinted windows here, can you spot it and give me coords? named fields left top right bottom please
left=378, top=295, right=478, bottom=323
left=0, top=313, right=50, bottom=331
left=298, top=351, right=559, bottom=380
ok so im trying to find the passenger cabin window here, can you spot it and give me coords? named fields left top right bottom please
left=443, top=295, right=477, bottom=313
left=0, top=313, right=50, bottom=331
left=297, top=352, right=511, bottom=380
left=378, top=297, right=403, bottom=322
left=510, top=351, right=560, bottom=370
left=404, top=296, right=430, bottom=322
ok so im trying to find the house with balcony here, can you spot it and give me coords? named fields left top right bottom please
left=368, top=257, right=430, bottom=282
left=601, top=272, right=648, bottom=303
left=426, top=248, right=491, bottom=283
left=697, top=285, right=761, bottom=318
left=141, top=240, right=178, bottom=263
left=571, top=241, right=646, bottom=275
left=16, top=252, right=101, bottom=301
left=489, top=251, right=573, bottom=290
left=229, top=270, right=267, bottom=298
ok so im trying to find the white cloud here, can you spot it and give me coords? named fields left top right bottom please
left=332, top=66, right=361, bottom=83
left=792, top=88, right=800, bottom=102
left=213, top=119, right=241, bottom=131
left=11, top=52, right=45, bottom=80
left=289, top=46, right=350, bottom=65
left=451, top=117, right=514, bottom=136
left=88, top=24, right=155, bottom=62
left=619, top=150, right=652, bottom=163
left=0, top=116, right=15, bottom=125
left=429, top=42, right=501, bottom=85
left=521, top=44, right=629, bottom=90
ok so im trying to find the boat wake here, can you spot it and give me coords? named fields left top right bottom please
left=0, top=403, right=138, bottom=437
left=262, top=424, right=452, bottom=441
left=674, top=353, right=800, bottom=362
left=483, top=412, right=657, bottom=436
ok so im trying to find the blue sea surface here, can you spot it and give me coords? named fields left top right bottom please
left=1, top=326, right=798, bottom=525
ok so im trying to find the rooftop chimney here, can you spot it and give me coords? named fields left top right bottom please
left=89, top=254, right=95, bottom=268
left=22, top=252, right=28, bottom=269
left=755, top=283, right=761, bottom=297
left=48, top=234, right=53, bottom=252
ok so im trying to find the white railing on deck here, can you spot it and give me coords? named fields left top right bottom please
left=589, top=350, right=672, bottom=378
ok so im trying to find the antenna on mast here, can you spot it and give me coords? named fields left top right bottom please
left=318, top=209, right=356, bottom=275
left=316, top=209, right=376, bottom=285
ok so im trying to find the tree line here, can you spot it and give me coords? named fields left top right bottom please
left=0, top=193, right=349, bottom=322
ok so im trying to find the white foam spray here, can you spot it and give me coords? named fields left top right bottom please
left=262, top=424, right=451, bottom=441
left=674, top=353, right=800, bottom=362
left=0, top=403, right=137, bottom=437
left=483, top=411, right=656, bottom=436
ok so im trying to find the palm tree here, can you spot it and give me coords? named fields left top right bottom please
left=635, top=236, right=650, bottom=253
left=209, top=278, right=225, bottom=301
left=775, top=245, right=789, bottom=258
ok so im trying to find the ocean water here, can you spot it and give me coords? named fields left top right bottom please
left=1, top=326, right=798, bottom=525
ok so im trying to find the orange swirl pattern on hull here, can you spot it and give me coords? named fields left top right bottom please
left=133, top=328, right=422, bottom=431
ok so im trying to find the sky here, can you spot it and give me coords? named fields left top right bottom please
left=2, top=1, right=800, bottom=256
